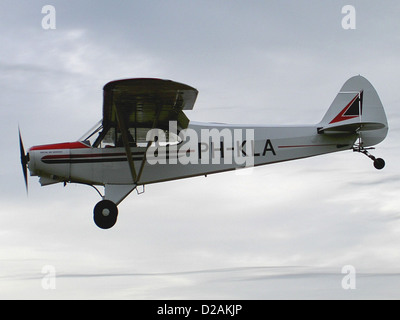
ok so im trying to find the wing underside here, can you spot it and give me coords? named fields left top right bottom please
left=102, top=78, right=198, bottom=130
left=101, top=78, right=198, bottom=185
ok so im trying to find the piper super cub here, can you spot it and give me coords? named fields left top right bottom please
left=19, top=76, right=388, bottom=229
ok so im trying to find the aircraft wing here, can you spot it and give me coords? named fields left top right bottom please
left=102, top=78, right=198, bottom=185
left=102, top=78, right=198, bottom=130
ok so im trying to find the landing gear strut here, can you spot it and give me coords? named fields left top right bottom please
left=353, top=143, right=385, bottom=170
left=93, top=200, right=118, bottom=229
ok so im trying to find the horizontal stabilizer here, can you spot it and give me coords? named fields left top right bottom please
left=318, top=122, right=386, bottom=134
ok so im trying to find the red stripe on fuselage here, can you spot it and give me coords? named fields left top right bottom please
left=41, top=152, right=129, bottom=160
left=29, top=142, right=91, bottom=151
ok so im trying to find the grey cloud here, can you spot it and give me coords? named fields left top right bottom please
left=1, top=0, right=400, bottom=299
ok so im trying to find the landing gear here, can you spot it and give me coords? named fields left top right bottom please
left=373, top=158, right=385, bottom=170
left=353, top=142, right=385, bottom=170
left=93, top=200, right=118, bottom=229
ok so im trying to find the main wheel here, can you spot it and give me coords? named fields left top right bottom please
left=373, top=158, right=385, bottom=170
left=93, top=200, right=118, bottom=229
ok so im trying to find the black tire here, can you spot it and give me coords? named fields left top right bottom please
left=373, top=158, right=385, bottom=170
left=93, top=200, right=118, bottom=229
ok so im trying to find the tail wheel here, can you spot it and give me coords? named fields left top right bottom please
left=93, top=200, right=118, bottom=229
left=353, top=142, right=386, bottom=171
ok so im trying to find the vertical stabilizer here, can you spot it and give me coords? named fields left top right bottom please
left=319, top=75, right=388, bottom=147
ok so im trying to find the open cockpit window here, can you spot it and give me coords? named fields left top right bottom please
left=79, top=121, right=182, bottom=148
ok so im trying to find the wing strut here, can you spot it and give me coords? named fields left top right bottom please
left=114, top=102, right=163, bottom=185
left=113, top=103, right=138, bottom=183
left=136, top=105, right=162, bottom=183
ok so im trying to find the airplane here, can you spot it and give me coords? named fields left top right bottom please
left=19, top=75, right=388, bottom=229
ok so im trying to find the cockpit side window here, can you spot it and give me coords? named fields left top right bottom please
left=83, top=122, right=182, bottom=149
left=98, top=126, right=117, bottom=148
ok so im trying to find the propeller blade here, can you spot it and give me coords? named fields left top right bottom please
left=18, top=127, right=28, bottom=193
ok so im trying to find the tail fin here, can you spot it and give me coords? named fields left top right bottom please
left=318, top=75, right=388, bottom=147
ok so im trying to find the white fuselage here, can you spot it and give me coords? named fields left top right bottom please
left=28, top=122, right=357, bottom=187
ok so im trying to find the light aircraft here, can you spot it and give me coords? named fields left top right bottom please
left=19, top=76, right=388, bottom=229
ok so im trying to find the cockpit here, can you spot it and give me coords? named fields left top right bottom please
left=78, top=120, right=182, bottom=148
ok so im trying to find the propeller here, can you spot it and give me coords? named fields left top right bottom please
left=19, top=126, right=28, bottom=193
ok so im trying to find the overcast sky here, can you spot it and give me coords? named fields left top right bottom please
left=1, top=0, right=400, bottom=299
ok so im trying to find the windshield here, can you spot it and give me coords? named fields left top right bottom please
left=78, top=120, right=102, bottom=146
